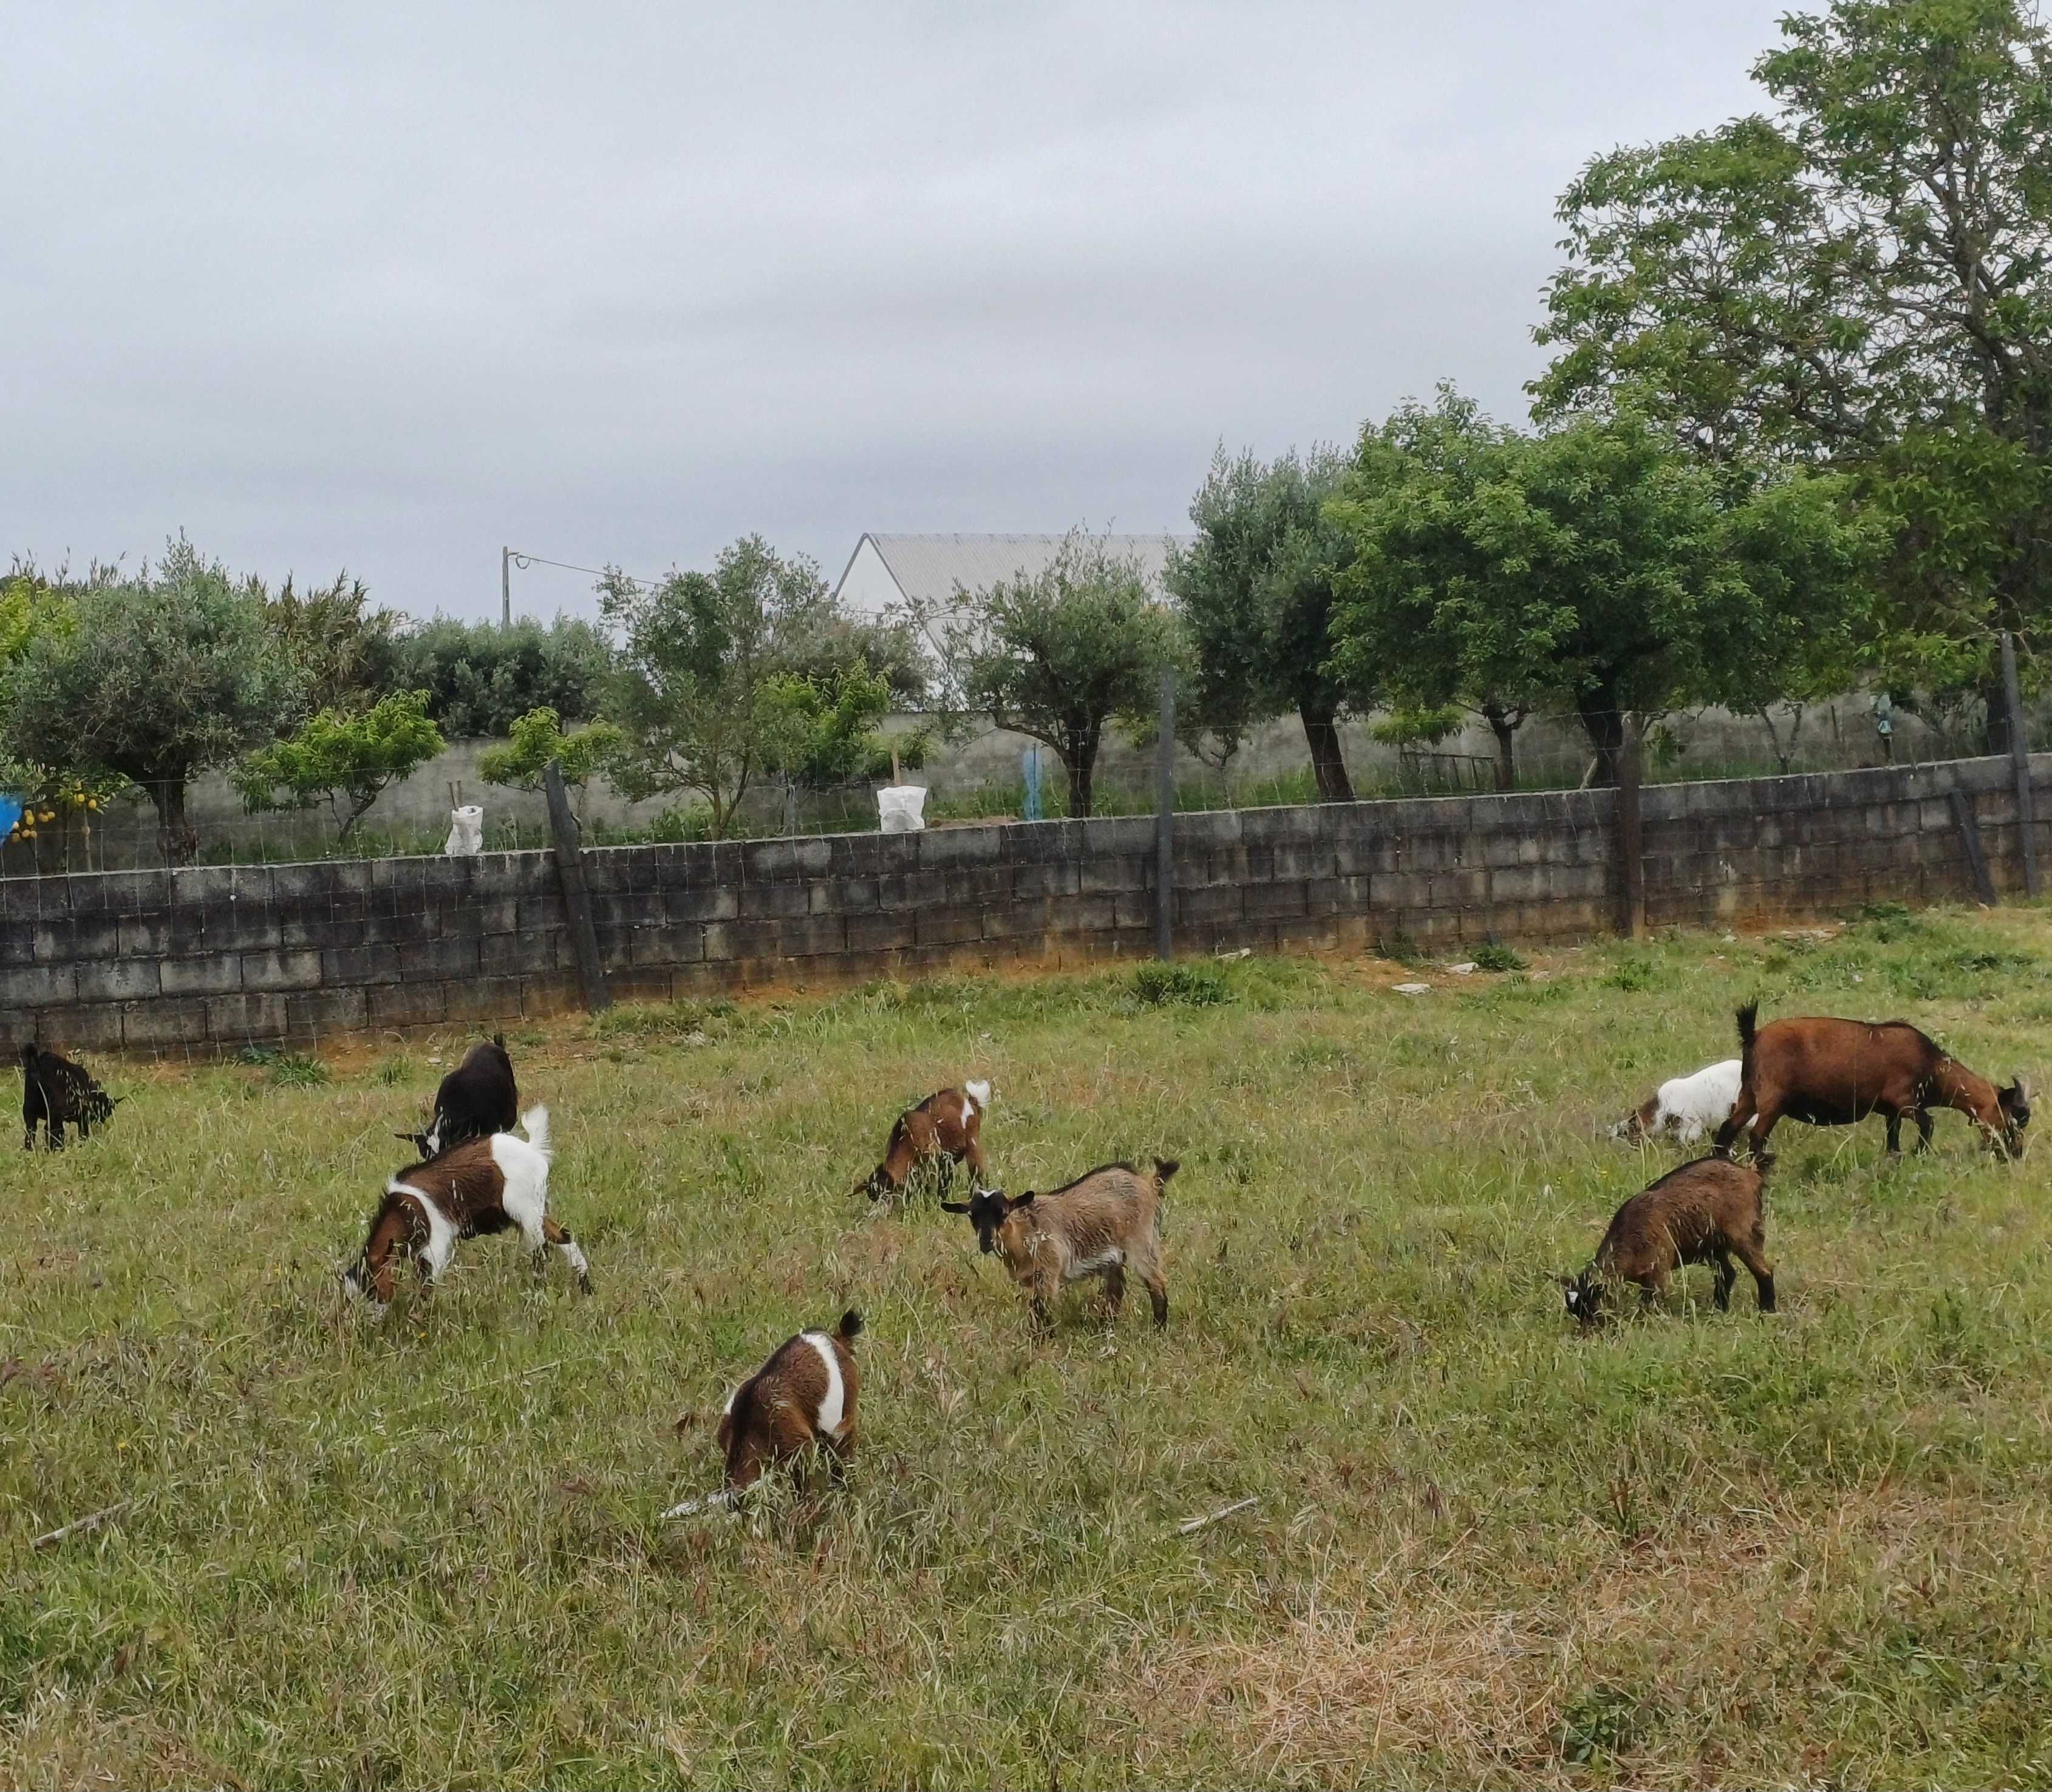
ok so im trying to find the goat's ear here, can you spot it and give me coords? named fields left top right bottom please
left=2016, top=1075, right=2033, bottom=1104
left=939, top=1199, right=971, bottom=1214
left=1014, top=1190, right=1035, bottom=1207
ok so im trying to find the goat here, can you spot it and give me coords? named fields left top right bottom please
left=942, top=1158, right=1174, bottom=1334
left=1610, top=1058, right=1743, bottom=1147
left=664, top=1310, right=864, bottom=1516
left=20, top=1041, right=121, bottom=1150
left=1563, top=1153, right=1776, bottom=1326
left=861, top=1080, right=990, bottom=1201
left=343, top=1105, right=588, bottom=1315
left=395, top=1033, right=518, bottom=1159
left=1714, top=1001, right=2030, bottom=1159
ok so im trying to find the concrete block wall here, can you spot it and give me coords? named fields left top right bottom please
left=3, top=754, right=2044, bottom=1052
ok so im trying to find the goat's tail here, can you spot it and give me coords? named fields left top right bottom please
left=520, top=1104, right=552, bottom=1157
left=834, top=1308, right=864, bottom=1343
left=964, top=1078, right=992, bottom=1108
left=492, top=1031, right=507, bottom=1051
left=1735, top=1000, right=1760, bottom=1057
left=19, top=1040, right=38, bottom=1066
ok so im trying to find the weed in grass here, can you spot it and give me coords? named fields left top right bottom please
left=1471, top=940, right=1526, bottom=973
left=1132, top=961, right=1233, bottom=1007
left=373, top=1055, right=415, bottom=1086
left=1607, top=953, right=1662, bottom=992
left=268, top=1052, right=329, bottom=1088
left=235, top=1043, right=279, bottom=1066
left=1377, top=928, right=1423, bottom=966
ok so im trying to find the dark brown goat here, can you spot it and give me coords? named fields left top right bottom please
left=665, top=1311, right=863, bottom=1514
left=343, top=1105, right=589, bottom=1315
left=1564, top=1154, right=1776, bottom=1326
left=20, top=1041, right=120, bottom=1150
left=861, top=1080, right=989, bottom=1199
left=396, top=1034, right=518, bottom=1159
left=944, top=1158, right=1174, bottom=1334
left=1713, top=1001, right=2030, bottom=1160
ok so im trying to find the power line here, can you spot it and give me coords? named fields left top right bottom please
left=502, top=547, right=665, bottom=625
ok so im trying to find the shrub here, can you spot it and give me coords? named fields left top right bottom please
left=1471, top=940, right=1526, bottom=972
left=1132, top=961, right=1233, bottom=1007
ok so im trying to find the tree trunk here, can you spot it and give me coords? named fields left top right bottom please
left=1065, top=747, right=1096, bottom=818
left=1300, top=706, right=1354, bottom=803
left=1576, top=699, right=1626, bottom=788
left=1981, top=676, right=2011, bottom=758
left=1482, top=703, right=1519, bottom=792
left=150, top=780, right=198, bottom=865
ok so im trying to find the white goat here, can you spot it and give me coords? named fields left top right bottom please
left=1610, top=1059, right=1743, bottom=1147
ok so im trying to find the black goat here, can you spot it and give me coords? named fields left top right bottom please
left=21, top=1042, right=121, bottom=1150
left=395, top=1034, right=518, bottom=1159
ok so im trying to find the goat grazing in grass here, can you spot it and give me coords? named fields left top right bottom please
left=20, top=1042, right=121, bottom=1150
left=1610, top=1058, right=1743, bottom=1148
left=944, top=1158, right=1174, bottom=1334
left=1564, top=1154, right=1776, bottom=1327
left=861, top=1080, right=990, bottom=1200
left=663, top=1310, right=864, bottom=1516
left=344, top=1105, right=588, bottom=1315
left=395, top=1033, right=518, bottom=1159
left=1714, top=1001, right=2030, bottom=1160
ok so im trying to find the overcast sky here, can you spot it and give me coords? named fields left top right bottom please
left=5, top=1, right=1793, bottom=622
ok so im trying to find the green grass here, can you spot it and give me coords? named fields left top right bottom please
left=5, top=908, right=2052, bottom=1784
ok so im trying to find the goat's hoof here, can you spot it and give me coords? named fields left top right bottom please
left=578, top=1275, right=595, bottom=1296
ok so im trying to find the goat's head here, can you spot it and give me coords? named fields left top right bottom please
left=940, top=1185, right=1032, bottom=1254
left=1995, top=1077, right=2033, bottom=1158
left=859, top=1164, right=898, bottom=1202
left=1560, top=1270, right=1607, bottom=1329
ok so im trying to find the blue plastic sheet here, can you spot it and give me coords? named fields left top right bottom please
left=0, top=794, right=22, bottom=842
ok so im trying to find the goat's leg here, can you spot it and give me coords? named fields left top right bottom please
left=1883, top=1106, right=1904, bottom=1156
left=966, top=1136, right=989, bottom=1185
left=1712, top=1252, right=1736, bottom=1312
left=1732, top=1235, right=1776, bottom=1313
left=1713, top=1086, right=1757, bottom=1158
left=1100, top=1265, right=1127, bottom=1323
left=45, top=1116, right=63, bottom=1151
left=540, top=1215, right=593, bottom=1293
left=1914, top=1108, right=1935, bottom=1152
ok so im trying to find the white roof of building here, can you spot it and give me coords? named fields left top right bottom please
left=834, top=531, right=1193, bottom=612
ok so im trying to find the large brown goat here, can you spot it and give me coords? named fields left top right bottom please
left=944, top=1158, right=1173, bottom=1334
left=1563, top=1154, right=1776, bottom=1326
left=1713, top=1002, right=2030, bottom=1159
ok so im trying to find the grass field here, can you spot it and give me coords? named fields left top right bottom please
left=5, top=903, right=2052, bottom=1788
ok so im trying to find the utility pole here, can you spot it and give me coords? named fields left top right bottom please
left=502, top=547, right=512, bottom=628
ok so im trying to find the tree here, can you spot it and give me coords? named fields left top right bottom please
left=0, top=540, right=298, bottom=861
left=1533, top=0, right=2052, bottom=740
left=386, top=614, right=618, bottom=738
left=598, top=535, right=844, bottom=838
left=1330, top=401, right=1883, bottom=784
left=235, top=690, right=446, bottom=840
left=476, top=706, right=626, bottom=819
left=263, top=572, right=400, bottom=714
left=756, top=666, right=898, bottom=790
left=1168, top=446, right=1365, bottom=801
left=0, top=562, right=128, bottom=854
left=943, top=530, right=1184, bottom=818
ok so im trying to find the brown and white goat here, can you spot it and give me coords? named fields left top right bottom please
left=1713, top=1001, right=2031, bottom=1159
left=664, top=1310, right=862, bottom=1515
left=1564, top=1153, right=1776, bottom=1326
left=943, top=1158, right=1174, bottom=1334
left=395, top=1033, right=518, bottom=1159
left=343, top=1105, right=590, bottom=1315
left=861, top=1080, right=990, bottom=1200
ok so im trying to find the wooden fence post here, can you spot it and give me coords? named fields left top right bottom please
left=1617, top=723, right=1646, bottom=939
left=2001, top=630, right=2039, bottom=898
left=544, top=761, right=610, bottom=1012
left=1155, top=667, right=1176, bottom=961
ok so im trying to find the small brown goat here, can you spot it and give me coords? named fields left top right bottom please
left=1564, top=1153, right=1776, bottom=1327
left=943, top=1158, right=1174, bottom=1334
left=343, top=1105, right=590, bottom=1315
left=1713, top=1001, right=2030, bottom=1159
left=665, top=1311, right=863, bottom=1514
left=861, top=1080, right=990, bottom=1200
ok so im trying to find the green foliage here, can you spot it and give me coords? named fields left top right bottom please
left=755, top=666, right=893, bottom=791
left=599, top=536, right=847, bottom=838
left=476, top=706, right=625, bottom=813
left=942, top=529, right=1184, bottom=818
left=262, top=572, right=400, bottom=714
left=1131, top=961, right=1235, bottom=1007
left=1471, top=941, right=1527, bottom=972
left=386, top=615, right=616, bottom=738
left=268, top=1052, right=330, bottom=1088
left=1370, top=704, right=1464, bottom=748
left=0, top=539, right=298, bottom=861
left=235, top=690, right=445, bottom=839
left=1534, top=0, right=2052, bottom=716
left=1329, top=394, right=1883, bottom=783
left=1167, top=448, right=1363, bottom=795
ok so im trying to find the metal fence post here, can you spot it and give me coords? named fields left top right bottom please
left=1617, top=721, right=1646, bottom=939
left=1155, top=668, right=1176, bottom=961
left=544, top=760, right=610, bottom=1012
left=2001, top=630, right=2039, bottom=897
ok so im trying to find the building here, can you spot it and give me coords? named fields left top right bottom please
left=832, top=532, right=1193, bottom=617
